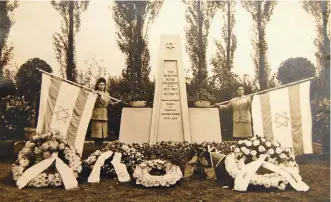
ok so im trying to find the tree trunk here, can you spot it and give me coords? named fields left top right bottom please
left=321, top=1, right=330, bottom=92
left=0, top=1, right=7, bottom=59
left=136, top=13, right=143, bottom=83
left=67, top=1, right=75, bottom=81
left=257, top=2, right=267, bottom=90
left=197, top=0, right=204, bottom=85
left=226, top=1, right=231, bottom=71
left=128, top=3, right=134, bottom=82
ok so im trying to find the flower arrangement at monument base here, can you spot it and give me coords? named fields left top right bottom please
left=12, top=129, right=82, bottom=188
left=83, top=141, right=232, bottom=182
left=133, top=159, right=182, bottom=188
left=224, top=134, right=309, bottom=191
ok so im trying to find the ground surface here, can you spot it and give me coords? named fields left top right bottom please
left=0, top=144, right=329, bottom=202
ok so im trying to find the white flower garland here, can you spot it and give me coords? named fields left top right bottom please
left=225, top=135, right=299, bottom=190
left=133, top=159, right=183, bottom=188
left=12, top=129, right=82, bottom=188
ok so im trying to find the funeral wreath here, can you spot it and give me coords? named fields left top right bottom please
left=12, top=129, right=82, bottom=187
left=133, top=159, right=183, bottom=188
left=225, top=134, right=300, bottom=190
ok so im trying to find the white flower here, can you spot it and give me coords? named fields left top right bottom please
left=265, top=142, right=271, bottom=147
left=253, top=140, right=260, bottom=146
left=250, top=150, right=257, bottom=156
left=264, top=181, right=271, bottom=188
left=234, top=148, right=240, bottom=153
left=43, top=151, right=51, bottom=159
left=33, top=147, right=41, bottom=155
left=280, top=153, right=286, bottom=159
left=268, top=158, right=274, bottom=164
left=238, top=140, right=243, bottom=145
left=252, top=156, right=257, bottom=161
left=268, top=149, right=275, bottom=155
left=276, top=147, right=282, bottom=154
left=261, top=138, right=266, bottom=142
left=245, top=141, right=252, bottom=147
left=41, top=143, right=49, bottom=150
left=274, top=142, right=280, bottom=147
left=251, top=136, right=257, bottom=141
left=121, top=144, right=130, bottom=151
left=58, top=143, right=65, bottom=150
left=258, top=146, right=266, bottom=153
left=244, top=149, right=250, bottom=155
left=278, top=183, right=286, bottom=190
left=240, top=147, right=247, bottom=152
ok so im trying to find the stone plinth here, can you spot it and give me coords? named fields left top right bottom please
left=119, top=108, right=222, bottom=144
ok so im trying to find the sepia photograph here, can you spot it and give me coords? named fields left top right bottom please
left=0, top=0, right=329, bottom=201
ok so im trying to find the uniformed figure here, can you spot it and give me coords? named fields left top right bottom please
left=215, top=85, right=253, bottom=138
left=91, top=77, right=113, bottom=150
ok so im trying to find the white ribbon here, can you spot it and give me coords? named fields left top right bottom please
left=234, top=155, right=309, bottom=192
left=88, top=151, right=113, bottom=183
left=55, top=157, right=78, bottom=190
left=17, top=152, right=78, bottom=190
left=111, top=152, right=131, bottom=182
left=262, top=162, right=309, bottom=192
left=17, top=153, right=58, bottom=189
left=234, top=155, right=267, bottom=192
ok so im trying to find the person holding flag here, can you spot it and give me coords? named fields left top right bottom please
left=91, top=77, right=118, bottom=150
left=214, top=85, right=253, bottom=138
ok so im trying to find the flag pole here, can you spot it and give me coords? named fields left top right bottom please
left=215, top=76, right=316, bottom=105
left=37, top=68, right=128, bottom=104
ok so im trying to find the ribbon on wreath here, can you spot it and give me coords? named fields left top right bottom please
left=17, top=152, right=78, bottom=190
left=208, top=146, right=226, bottom=168
left=233, top=155, right=309, bottom=192
left=88, top=151, right=113, bottom=183
left=111, top=152, right=130, bottom=182
left=88, top=151, right=130, bottom=183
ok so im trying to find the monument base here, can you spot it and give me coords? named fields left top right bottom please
left=119, top=108, right=222, bottom=144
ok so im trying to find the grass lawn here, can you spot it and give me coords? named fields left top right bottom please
left=0, top=144, right=329, bottom=202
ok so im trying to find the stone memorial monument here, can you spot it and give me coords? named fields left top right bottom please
left=119, top=35, right=222, bottom=144
left=149, top=35, right=191, bottom=143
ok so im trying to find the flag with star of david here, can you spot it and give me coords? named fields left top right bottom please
left=251, top=81, right=313, bottom=155
left=36, top=73, right=98, bottom=155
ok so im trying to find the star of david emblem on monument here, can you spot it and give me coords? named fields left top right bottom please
left=274, top=112, right=290, bottom=128
left=165, top=42, right=175, bottom=50
left=54, top=105, right=70, bottom=123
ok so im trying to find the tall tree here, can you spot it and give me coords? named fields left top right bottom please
left=211, top=0, right=237, bottom=89
left=183, top=0, right=222, bottom=89
left=241, top=0, right=277, bottom=90
left=301, top=1, right=330, bottom=92
left=0, top=0, right=18, bottom=76
left=112, top=1, right=163, bottom=90
left=51, top=0, right=89, bottom=82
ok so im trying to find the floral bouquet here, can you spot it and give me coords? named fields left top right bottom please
left=12, top=129, right=82, bottom=188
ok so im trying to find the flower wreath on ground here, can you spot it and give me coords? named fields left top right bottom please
left=225, top=134, right=300, bottom=191
left=83, top=141, right=231, bottom=179
left=83, top=141, right=145, bottom=178
left=133, top=159, right=183, bottom=188
left=12, top=129, right=82, bottom=188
